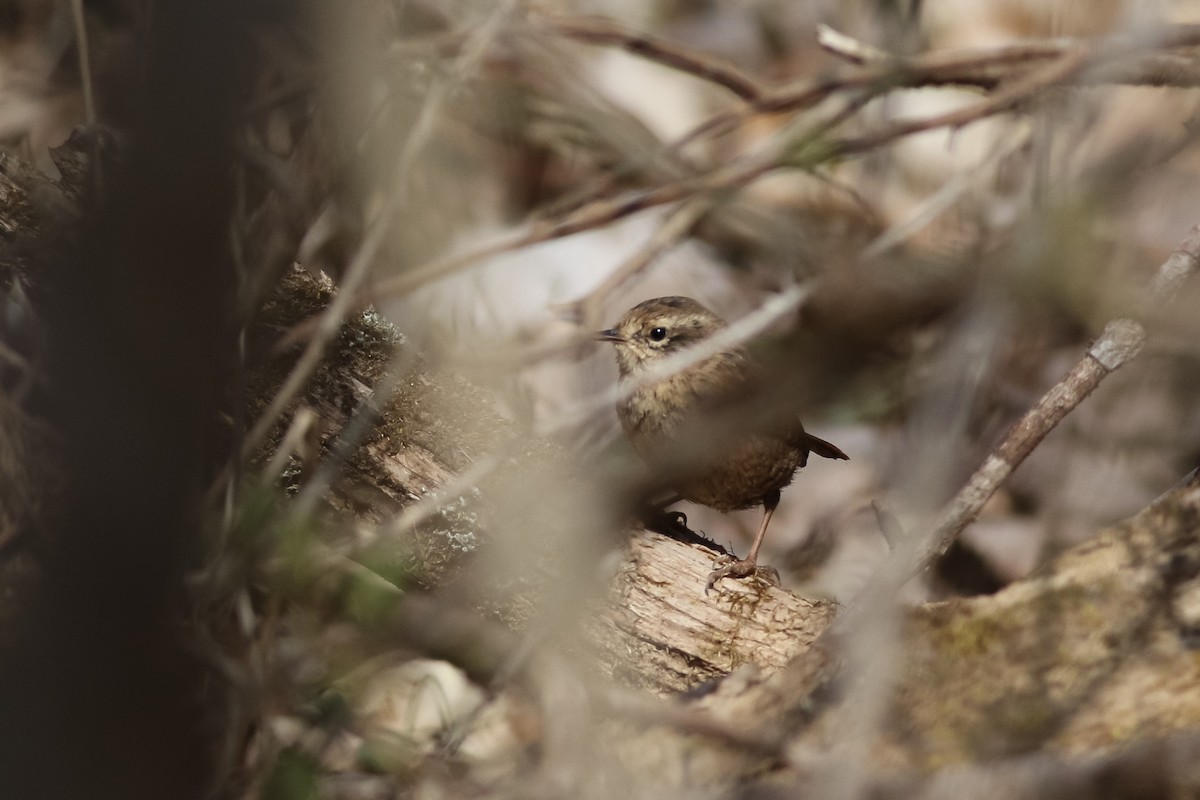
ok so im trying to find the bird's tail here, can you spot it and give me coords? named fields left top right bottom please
left=802, top=432, right=849, bottom=461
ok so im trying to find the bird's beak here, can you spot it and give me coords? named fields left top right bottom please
left=595, top=328, right=625, bottom=343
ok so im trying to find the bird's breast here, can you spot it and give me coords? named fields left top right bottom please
left=616, top=371, right=700, bottom=445
left=615, top=359, right=804, bottom=510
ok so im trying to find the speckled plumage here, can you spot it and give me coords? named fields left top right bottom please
left=598, top=296, right=848, bottom=590
left=615, top=335, right=804, bottom=512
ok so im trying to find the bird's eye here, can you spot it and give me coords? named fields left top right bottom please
left=649, top=327, right=667, bottom=342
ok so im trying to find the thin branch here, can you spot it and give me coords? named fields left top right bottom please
left=672, top=26, right=1200, bottom=157
left=331, top=24, right=1200, bottom=320
left=361, top=48, right=1065, bottom=309
left=554, top=195, right=715, bottom=328
left=529, top=12, right=766, bottom=101
left=817, top=25, right=890, bottom=65
left=832, top=46, right=1089, bottom=157
left=859, top=124, right=1032, bottom=259
left=920, top=221, right=1200, bottom=568
left=363, top=156, right=779, bottom=305
left=548, top=82, right=876, bottom=246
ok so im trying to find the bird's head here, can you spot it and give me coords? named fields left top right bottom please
left=596, top=296, right=726, bottom=376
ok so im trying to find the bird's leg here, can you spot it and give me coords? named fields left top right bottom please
left=743, top=490, right=779, bottom=567
left=705, top=489, right=782, bottom=594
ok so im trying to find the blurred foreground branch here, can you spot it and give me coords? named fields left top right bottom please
left=5, top=3, right=1200, bottom=790
left=0, top=4, right=260, bottom=798
left=3, top=132, right=1200, bottom=797
left=361, top=19, right=1200, bottom=314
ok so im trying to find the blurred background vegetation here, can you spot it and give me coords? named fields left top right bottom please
left=1, top=0, right=1200, bottom=798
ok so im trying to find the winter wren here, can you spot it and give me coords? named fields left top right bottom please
left=597, top=296, right=848, bottom=593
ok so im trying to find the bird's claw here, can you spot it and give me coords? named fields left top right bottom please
left=704, top=559, right=781, bottom=595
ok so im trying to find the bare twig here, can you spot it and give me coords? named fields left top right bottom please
left=871, top=501, right=902, bottom=549
left=817, top=25, right=890, bottom=65
left=921, top=222, right=1200, bottom=568
left=554, top=195, right=715, bottom=328
left=860, top=123, right=1032, bottom=259
left=547, top=81, right=876, bottom=247
left=397, top=19, right=1200, bottom=105
left=671, top=25, right=1200, bottom=158
left=831, top=46, right=1089, bottom=158
left=363, top=43, right=1059, bottom=310
left=364, top=156, right=779, bottom=305
left=529, top=12, right=766, bottom=101
left=326, top=25, right=1200, bottom=320
left=361, top=37, right=1080, bottom=310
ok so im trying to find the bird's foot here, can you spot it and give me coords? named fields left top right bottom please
left=640, top=509, right=719, bottom=550
left=704, top=557, right=781, bottom=595
left=653, top=510, right=689, bottom=533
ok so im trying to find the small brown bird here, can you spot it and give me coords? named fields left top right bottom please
left=597, top=296, right=848, bottom=593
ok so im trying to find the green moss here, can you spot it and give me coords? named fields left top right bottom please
left=899, top=581, right=1136, bottom=766
left=979, top=694, right=1061, bottom=750
left=930, top=611, right=1006, bottom=659
left=262, top=748, right=320, bottom=800
left=357, top=732, right=422, bottom=776
left=333, top=561, right=404, bottom=628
